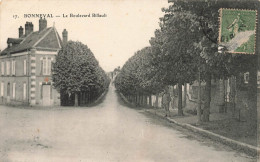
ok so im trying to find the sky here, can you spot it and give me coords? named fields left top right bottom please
left=0, top=0, right=169, bottom=72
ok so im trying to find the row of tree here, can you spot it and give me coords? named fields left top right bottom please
left=115, top=1, right=259, bottom=123
left=52, top=41, right=110, bottom=106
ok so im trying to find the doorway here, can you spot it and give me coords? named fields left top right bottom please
left=42, top=85, right=51, bottom=106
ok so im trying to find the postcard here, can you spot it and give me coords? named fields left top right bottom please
left=0, top=0, right=259, bottom=161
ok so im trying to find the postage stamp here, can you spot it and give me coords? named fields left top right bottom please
left=218, top=8, right=257, bottom=54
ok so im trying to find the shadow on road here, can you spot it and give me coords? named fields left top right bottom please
left=114, top=90, right=143, bottom=110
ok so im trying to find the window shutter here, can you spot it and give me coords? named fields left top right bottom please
left=12, top=82, right=16, bottom=99
left=24, top=59, right=27, bottom=75
left=1, top=62, right=4, bottom=75
left=14, top=61, right=16, bottom=75
left=23, top=83, right=26, bottom=100
left=41, top=59, right=43, bottom=75
left=11, top=60, right=14, bottom=75
left=43, top=58, right=47, bottom=75
left=0, top=82, right=4, bottom=97
left=6, top=61, right=10, bottom=75
left=48, top=58, right=51, bottom=75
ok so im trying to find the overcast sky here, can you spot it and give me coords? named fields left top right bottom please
left=0, top=0, right=169, bottom=72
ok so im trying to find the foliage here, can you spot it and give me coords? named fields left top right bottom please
left=52, top=41, right=110, bottom=105
left=114, top=47, right=164, bottom=96
left=173, top=0, right=259, bottom=76
left=115, top=0, right=259, bottom=119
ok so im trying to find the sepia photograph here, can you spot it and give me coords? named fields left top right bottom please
left=0, top=0, right=259, bottom=161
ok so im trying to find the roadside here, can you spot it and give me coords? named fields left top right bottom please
left=0, top=88, right=109, bottom=110
left=119, top=92, right=259, bottom=157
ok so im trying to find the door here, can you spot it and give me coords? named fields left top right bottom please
left=42, top=85, right=51, bottom=106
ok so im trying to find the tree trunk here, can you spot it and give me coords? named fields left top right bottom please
left=74, top=93, right=79, bottom=107
left=178, top=83, right=183, bottom=116
left=198, top=72, right=202, bottom=123
left=248, top=58, right=257, bottom=125
left=141, top=95, right=144, bottom=106
left=86, top=92, right=88, bottom=104
left=183, top=83, right=187, bottom=107
left=90, top=91, right=92, bottom=102
left=149, top=95, right=152, bottom=107
left=155, top=93, right=159, bottom=108
left=140, top=94, right=143, bottom=106
left=88, top=92, right=90, bottom=104
left=142, top=95, right=145, bottom=107
left=137, top=94, right=139, bottom=105
left=224, top=80, right=228, bottom=113
left=83, top=92, right=86, bottom=105
left=230, top=76, right=236, bottom=117
left=129, top=95, right=132, bottom=103
left=142, top=95, right=145, bottom=106
left=144, top=95, right=148, bottom=107
left=218, top=79, right=225, bottom=113
left=202, top=73, right=211, bottom=122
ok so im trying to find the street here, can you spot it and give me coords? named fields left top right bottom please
left=0, top=85, right=256, bottom=162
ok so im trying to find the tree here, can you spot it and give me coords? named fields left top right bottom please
left=114, top=46, right=164, bottom=107
left=52, top=41, right=109, bottom=106
left=116, top=0, right=259, bottom=122
left=171, top=0, right=259, bottom=122
left=150, top=6, right=203, bottom=115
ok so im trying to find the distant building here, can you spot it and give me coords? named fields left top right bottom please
left=0, top=18, right=68, bottom=106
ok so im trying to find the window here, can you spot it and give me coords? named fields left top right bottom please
left=24, top=59, right=27, bottom=75
left=42, top=57, right=52, bottom=75
left=11, top=60, right=16, bottom=75
left=6, top=61, right=10, bottom=75
left=23, top=83, right=26, bottom=100
left=1, top=62, right=4, bottom=75
left=0, top=82, right=4, bottom=97
left=7, top=83, right=10, bottom=96
left=12, top=82, right=16, bottom=99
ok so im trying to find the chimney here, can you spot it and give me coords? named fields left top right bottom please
left=39, top=17, right=47, bottom=31
left=62, top=29, right=68, bottom=44
left=25, top=22, right=29, bottom=36
left=29, top=22, right=34, bottom=33
left=25, top=22, right=33, bottom=36
left=19, top=26, right=23, bottom=38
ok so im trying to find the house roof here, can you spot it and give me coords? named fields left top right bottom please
left=1, top=27, right=62, bottom=55
left=7, top=38, right=23, bottom=44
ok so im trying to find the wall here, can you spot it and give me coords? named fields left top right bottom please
left=34, top=51, right=60, bottom=106
left=0, top=52, right=30, bottom=105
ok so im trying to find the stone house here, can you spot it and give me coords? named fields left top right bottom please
left=0, top=18, right=68, bottom=106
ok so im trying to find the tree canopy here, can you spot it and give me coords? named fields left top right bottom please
left=52, top=41, right=110, bottom=106
left=115, top=0, right=259, bottom=121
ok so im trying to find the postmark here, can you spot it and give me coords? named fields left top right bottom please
left=218, top=8, right=257, bottom=54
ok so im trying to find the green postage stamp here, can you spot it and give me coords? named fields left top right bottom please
left=218, top=8, right=257, bottom=54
